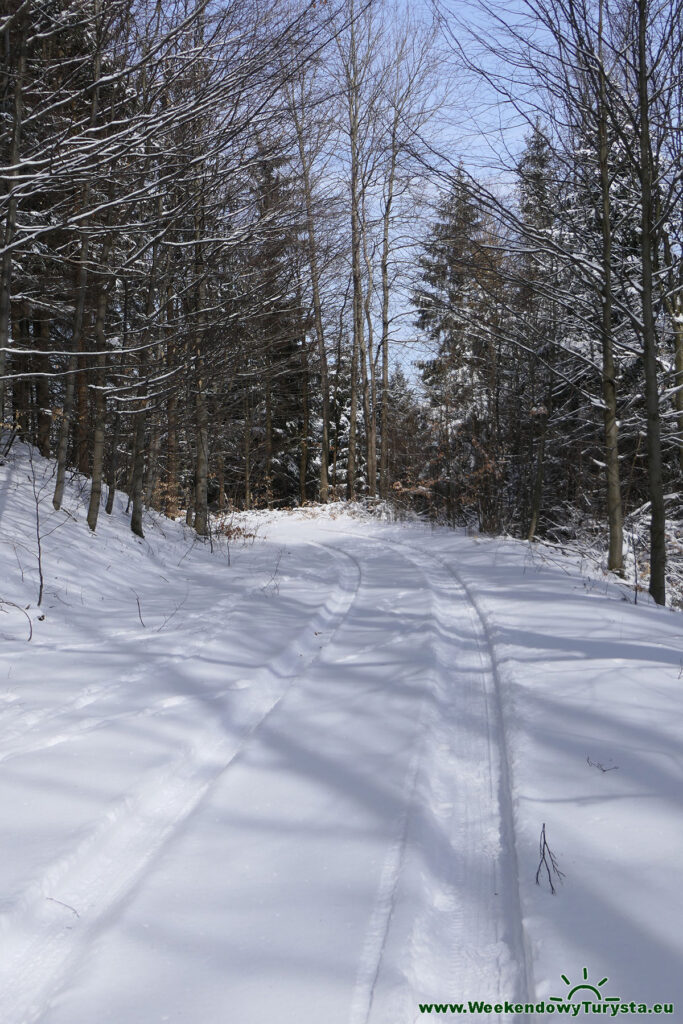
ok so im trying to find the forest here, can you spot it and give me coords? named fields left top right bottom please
left=1, top=0, right=682, bottom=605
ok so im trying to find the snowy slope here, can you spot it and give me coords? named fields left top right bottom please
left=1, top=444, right=682, bottom=1024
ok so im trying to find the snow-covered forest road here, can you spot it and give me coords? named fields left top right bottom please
left=2, top=453, right=683, bottom=1023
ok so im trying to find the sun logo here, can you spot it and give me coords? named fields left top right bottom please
left=551, top=968, right=620, bottom=1004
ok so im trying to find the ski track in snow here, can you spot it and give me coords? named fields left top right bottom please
left=0, top=541, right=361, bottom=1024
left=384, top=535, right=532, bottom=1009
left=338, top=531, right=529, bottom=1024
left=345, top=642, right=429, bottom=1024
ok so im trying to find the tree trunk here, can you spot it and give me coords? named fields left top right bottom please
left=34, top=317, right=52, bottom=456
left=130, top=407, right=146, bottom=538
left=12, top=304, right=30, bottom=436
left=144, top=416, right=161, bottom=507
left=107, top=280, right=129, bottom=516
left=0, top=29, right=25, bottom=426
left=637, top=0, right=666, bottom=605
left=244, top=390, right=251, bottom=509
left=193, top=275, right=209, bottom=534
left=53, top=244, right=89, bottom=510
left=292, top=106, right=330, bottom=501
left=660, top=230, right=683, bottom=475
left=346, top=6, right=362, bottom=501
left=674, top=316, right=683, bottom=475
left=527, top=408, right=548, bottom=541
left=300, top=337, right=309, bottom=504
left=166, top=390, right=179, bottom=517
left=265, top=368, right=273, bottom=505
left=53, top=35, right=102, bottom=510
left=165, top=288, right=180, bottom=517
left=86, top=236, right=112, bottom=532
left=104, top=409, right=119, bottom=515
left=87, top=382, right=107, bottom=531
left=379, top=118, right=398, bottom=498
left=129, top=279, right=153, bottom=536
left=194, top=364, right=209, bottom=535
left=129, top=183, right=162, bottom=536
left=217, top=454, right=225, bottom=511
left=76, top=344, right=90, bottom=475
left=361, top=203, right=377, bottom=496
left=347, top=324, right=359, bottom=500
left=598, top=1, right=624, bottom=573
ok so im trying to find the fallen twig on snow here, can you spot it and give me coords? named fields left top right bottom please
left=536, top=822, right=565, bottom=894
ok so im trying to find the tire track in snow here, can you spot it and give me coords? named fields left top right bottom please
left=338, top=532, right=531, bottom=1023
left=388, top=535, right=531, bottom=1016
left=346, top=695, right=430, bottom=1024
left=342, top=537, right=448, bottom=1024
left=0, top=542, right=360, bottom=1024
left=426, top=543, right=536, bottom=1006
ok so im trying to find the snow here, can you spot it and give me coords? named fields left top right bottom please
left=1, top=444, right=682, bottom=1023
